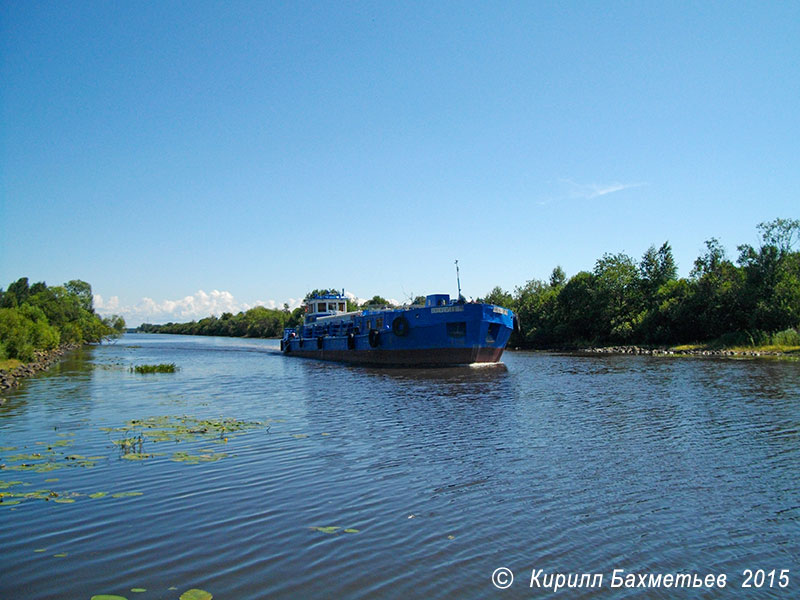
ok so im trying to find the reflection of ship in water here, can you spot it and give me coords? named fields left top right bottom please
left=281, top=291, right=517, bottom=367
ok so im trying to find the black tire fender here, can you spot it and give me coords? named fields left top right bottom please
left=368, top=329, right=380, bottom=348
left=392, top=316, right=410, bottom=337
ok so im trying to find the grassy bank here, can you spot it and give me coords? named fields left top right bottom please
left=672, top=328, right=800, bottom=354
left=0, top=358, right=22, bottom=372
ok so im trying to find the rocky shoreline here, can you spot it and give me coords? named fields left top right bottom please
left=0, top=343, right=82, bottom=394
left=578, top=345, right=788, bottom=357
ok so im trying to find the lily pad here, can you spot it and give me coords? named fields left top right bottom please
left=130, top=588, right=146, bottom=593
left=54, top=498, right=75, bottom=504
left=171, top=451, right=227, bottom=464
left=343, top=528, right=360, bottom=534
left=53, top=552, right=68, bottom=557
left=4, top=462, right=62, bottom=473
left=310, top=526, right=340, bottom=534
left=179, top=590, right=213, bottom=600
left=90, top=596, right=128, bottom=600
left=121, top=453, right=154, bottom=461
left=111, top=491, right=143, bottom=498
left=89, top=492, right=108, bottom=499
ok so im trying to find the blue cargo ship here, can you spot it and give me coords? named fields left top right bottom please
left=280, top=291, right=516, bottom=366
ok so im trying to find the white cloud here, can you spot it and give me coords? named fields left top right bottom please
left=94, top=290, right=305, bottom=327
left=560, top=178, right=647, bottom=200
left=94, top=294, right=119, bottom=311
left=94, top=289, right=410, bottom=327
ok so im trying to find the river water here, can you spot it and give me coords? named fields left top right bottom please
left=1, top=334, right=798, bottom=599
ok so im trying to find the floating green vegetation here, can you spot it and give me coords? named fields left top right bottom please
left=131, top=363, right=178, bottom=374
left=309, top=526, right=360, bottom=535
left=91, top=596, right=129, bottom=600
left=0, top=486, right=141, bottom=506
left=171, top=451, right=227, bottom=464
left=121, top=452, right=157, bottom=461
left=2, top=461, right=63, bottom=473
left=53, top=552, right=68, bottom=558
left=101, top=415, right=265, bottom=464
left=130, top=588, right=147, bottom=593
left=38, top=439, right=73, bottom=448
left=0, top=435, right=101, bottom=474
left=179, top=589, right=213, bottom=600
left=310, top=526, right=339, bottom=534
left=111, top=491, right=143, bottom=498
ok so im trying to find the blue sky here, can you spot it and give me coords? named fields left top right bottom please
left=2, top=1, right=798, bottom=325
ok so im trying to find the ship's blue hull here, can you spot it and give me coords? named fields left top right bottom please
left=281, top=301, right=514, bottom=366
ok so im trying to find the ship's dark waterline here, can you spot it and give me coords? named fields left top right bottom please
left=1, top=334, right=798, bottom=599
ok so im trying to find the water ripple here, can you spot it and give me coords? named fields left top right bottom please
left=2, top=338, right=799, bottom=598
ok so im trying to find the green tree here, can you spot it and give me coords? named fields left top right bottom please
left=360, top=295, right=394, bottom=308
left=737, top=218, right=800, bottom=332
left=640, top=242, right=677, bottom=307
left=549, top=266, right=566, bottom=288
left=482, top=286, right=513, bottom=309
left=513, top=280, right=559, bottom=347
left=688, top=240, right=745, bottom=339
left=555, top=271, right=601, bottom=343
left=65, top=280, right=94, bottom=312
left=593, top=252, right=642, bottom=342
left=3, top=277, right=31, bottom=307
left=756, top=217, right=800, bottom=256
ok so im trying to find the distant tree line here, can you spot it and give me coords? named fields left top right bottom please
left=481, top=218, right=800, bottom=348
left=0, top=278, right=126, bottom=362
left=138, top=305, right=302, bottom=338
left=136, top=290, right=412, bottom=338
left=135, top=219, right=799, bottom=349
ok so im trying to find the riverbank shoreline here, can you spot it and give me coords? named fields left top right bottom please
left=577, top=345, right=798, bottom=358
left=0, top=343, right=82, bottom=395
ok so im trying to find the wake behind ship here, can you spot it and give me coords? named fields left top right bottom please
left=280, top=291, right=516, bottom=366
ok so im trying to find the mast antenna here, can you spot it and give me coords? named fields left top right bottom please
left=455, top=259, right=462, bottom=300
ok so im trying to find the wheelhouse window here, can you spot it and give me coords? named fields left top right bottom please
left=486, top=322, right=501, bottom=343
left=446, top=322, right=466, bottom=337
left=376, top=317, right=384, bottom=329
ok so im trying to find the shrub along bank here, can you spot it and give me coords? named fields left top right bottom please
left=480, top=218, right=800, bottom=352
left=0, top=278, right=125, bottom=390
